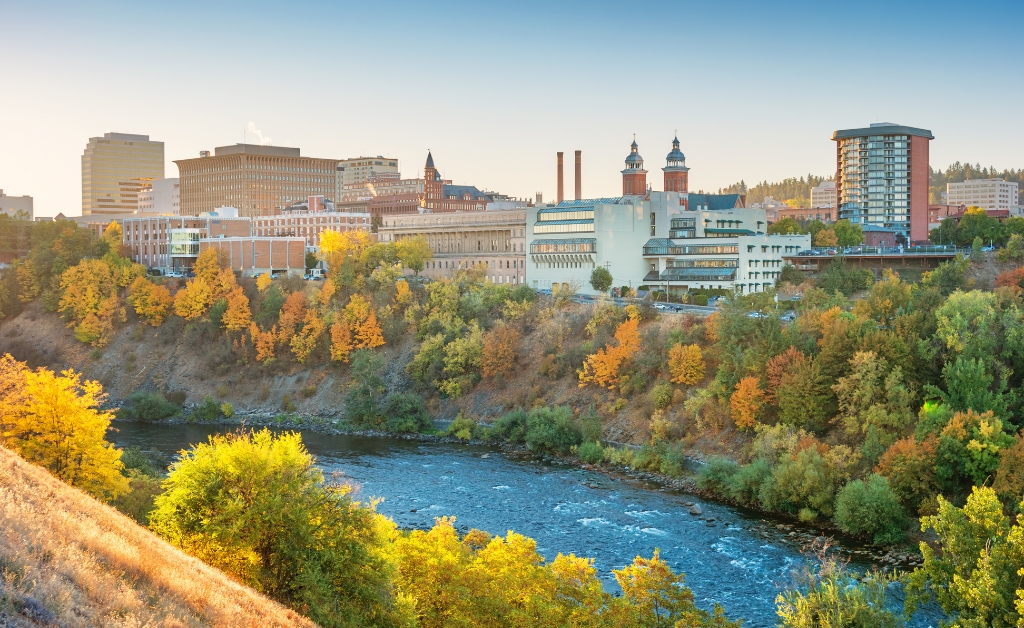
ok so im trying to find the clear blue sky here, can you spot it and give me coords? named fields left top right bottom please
left=1, top=0, right=1021, bottom=215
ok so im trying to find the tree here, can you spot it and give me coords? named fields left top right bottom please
left=127, top=276, right=173, bottom=326
left=775, top=355, right=832, bottom=432
left=221, top=286, right=252, bottom=331
left=832, top=351, right=915, bottom=462
left=906, top=487, right=1024, bottom=627
left=813, top=228, right=838, bottom=247
left=173, top=276, right=212, bottom=320
left=972, top=235, right=984, bottom=257
left=730, top=376, right=764, bottom=430
left=330, top=320, right=353, bottom=363
left=290, top=310, right=326, bottom=363
left=193, top=246, right=223, bottom=284
left=256, top=272, right=272, bottom=292
left=578, top=311, right=642, bottom=389
left=765, top=347, right=804, bottom=404
left=833, top=474, right=907, bottom=545
left=355, top=310, right=385, bottom=349
left=668, top=343, right=705, bottom=386
left=149, top=429, right=403, bottom=627
left=101, top=221, right=123, bottom=249
left=767, top=217, right=801, bottom=235
left=395, top=235, right=433, bottom=276
left=777, top=557, right=902, bottom=628
left=1, top=365, right=128, bottom=501
left=832, top=219, right=864, bottom=247
left=480, top=324, right=521, bottom=380
left=589, top=266, right=613, bottom=293
left=304, top=251, right=319, bottom=271
left=875, top=436, right=940, bottom=513
left=251, top=323, right=277, bottom=363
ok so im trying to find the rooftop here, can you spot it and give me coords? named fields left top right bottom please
left=832, top=124, right=934, bottom=140
left=214, top=144, right=301, bottom=157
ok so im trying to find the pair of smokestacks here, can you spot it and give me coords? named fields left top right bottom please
left=556, top=151, right=581, bottom=203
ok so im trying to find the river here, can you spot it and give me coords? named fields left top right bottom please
left=110, top=422, right=940, bottom=627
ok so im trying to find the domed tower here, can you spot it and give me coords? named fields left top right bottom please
left=663, top=135, right=689, bottom=194
left=621, top=137, right=647, bottom=196
left=423, top=151, right=442, bottom=202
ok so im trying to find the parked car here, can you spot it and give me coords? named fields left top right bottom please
left=982, top=246, right=996, bottom=252
left=781, top=311, right=797, bottom=321
left=797, top=250, right=814, bottom=256
left=826, top=249, right=838, bottom=255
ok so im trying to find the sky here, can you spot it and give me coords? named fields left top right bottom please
left=1, top=0, right=1022, bottom=217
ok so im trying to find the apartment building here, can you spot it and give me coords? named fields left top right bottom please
left=832, top=123, right=933, bottom=244
left=82, top=132, right=164, bottom=215
left=378, top=208, right=526, bottom=284
left=174, top=144, right=339, bottom=217
left=946, top=179, right=1019, bottom=211
left=811, top=180, right=837, bottom=209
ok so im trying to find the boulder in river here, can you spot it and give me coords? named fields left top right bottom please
left=689, top=504, right=703, bottom=516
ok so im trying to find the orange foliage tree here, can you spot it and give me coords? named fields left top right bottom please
left=221, top=287, right=252, bottom=332
left=250, top=322, right=277, bottom=363
left=127, top=276, right=173, bottom=326
left=730, top=376, right=765, bottom=430
left=276, top=291, right=308, bottom=345
left=764, top=346, right=805, bottom=404
left=173, top=276, right=213, bottom=320
left=995, top=266, right=1024, bottom=290
left=668, top=343, right=705, bottom=386
left=329, top=320, right=353, bottom=363
left=481, top=325, right=521, bottom=380
left=578, top=312, right=641, bottom=389
left=355, top=310, right=385, bottom=349
left=290, top=310, right=326, bottom=363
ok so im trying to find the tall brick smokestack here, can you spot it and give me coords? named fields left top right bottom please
left=557, top=152, right=564, bottom=203
left=574, top=150, right=581, bottom=200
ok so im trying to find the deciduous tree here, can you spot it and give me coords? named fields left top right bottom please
left=578, top=311, right=641, bottom=389
left=481, top=324, right=521, bottom=380
left=173, top=276, right=213, bottom=320
left=127, top=276, right=173, bottom=326
left=668, top=343, right=705, bottom=386
left=221, top=286, right=251, bottom=332
left=355, top=310, right=385, bottom=349
left=329, top=320, right=353, bottom=363
left=730, top=376, right=764, bottom=430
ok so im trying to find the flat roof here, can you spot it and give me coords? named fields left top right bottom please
left=214, top=144, right=301, bottom=157
left=832, top=125, right=934, bottom=140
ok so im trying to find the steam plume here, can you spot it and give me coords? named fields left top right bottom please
left=246, top=122, right=273, bottom=146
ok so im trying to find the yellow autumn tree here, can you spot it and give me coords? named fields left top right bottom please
left=255, top=272, right=273, bottom=292
left=58, top=258, right=116, bottom=324
left=173, top=276, right=213, bottom=320
left=330, top=320, right=353, bottom=363
left=213, top=266, right=239, bottom=300
left=355, top=310, right=385, bottom=349
left=250, top=323, right=277, bottom=363
left=291, top=310, right=327, bottom=363
left=0, top=353, right=28, bottom=418
left=668, top=343, right=705, bottom=386
left=15, top=260, right=40, bottom=303
left=578, top=310, right=642, bottom=389
left=342, top=293, right=372, bottom=328
left=395, top=279, right=413, bottom=307
left=102, top=221, right=123, bottom=249
left=730, top=376, right=765, bottom=430
left=193, top=246, right=223, bottom=284
left=1, top=366, right=128, bottom=500
left=221, top=286, right=252, bottom=332
left=127, top=276, right=173, bottom=326
left=276, top=290, right=308, bottom=346
left=317, top=278, right=337, bottom=308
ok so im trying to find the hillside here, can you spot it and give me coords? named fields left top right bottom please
left=0, top=444, right=317, bottom=628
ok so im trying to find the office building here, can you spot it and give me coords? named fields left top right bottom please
left=0, top=190, right=33, bottom=219
left=82, top=132, right=164, bottom=215
left=832, top=123, right=933, bottom=244
left=137, top=178, right=180, bottom=214
left=526, top=137, right=806, bottom=295
left=336, top=156, right=399, bottom=187
left=378, top=208, right=526, bottom=284
left=174, top=144, right=339, bottom=217
left=946, top=179, right=1019, bottom=211
left=811, top=180, right=837, bottom=209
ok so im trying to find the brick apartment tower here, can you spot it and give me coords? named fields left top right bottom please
left=557, top=152, right=564, bottom=203
left=574, top=150, right=582, bottom=200
left=663, top=136, right=689, bottom=194
left=423, top=151, right=443, bottom=202
left=621, top=138, right=647, bottom=196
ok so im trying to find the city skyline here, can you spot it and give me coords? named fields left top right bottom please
left=1, top=0, right=1021, bottom=216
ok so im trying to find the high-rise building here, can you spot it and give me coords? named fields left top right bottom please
left=810, top=180, right=837, bottom=209
left=81, top=132, right=164, bottom=215
left=137, top=178, right=180, bottom=214
left=832, top=123, right=933, bottom=244
left=0, top=190, right=33, bottom=219
left=336, top=156, right=399, bottom=187
left=946, top=179, right=1019, bottom=211
left=174, top=144, right=339, bottom=217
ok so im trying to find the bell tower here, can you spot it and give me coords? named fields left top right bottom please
left=662, top=135, right=689, bottom=194
left=621, top=137, right=647, bottom=196
left=423, top=151, right=442, bottom=201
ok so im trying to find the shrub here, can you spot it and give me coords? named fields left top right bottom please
left=446, top=413, right=478, bottom=440
left=189, top=395, right=222, bottom=422
left=726, top=459, right=773, bottom=505
left=648, top=382, right=673, bottom=410
left=833, top=474, right=907, bottom=545
left=281, top=394, right=297, bottom=413
left=696, top=456, right=740, bottom=493
left=301, top=385, right=317, bottom=398
left=525, top=406, right=582, bottom=454
left=115, top=391, right=179, bottom=422
left=657, top=443, right=687, bottom=477
left=220, top=402, right=234, bottom=418
left=383, top=392, right=432, bottom=433
left=165, top=389, right=187, bottom=406
left=491, top=408, right=529, bottom=443
left=577, top=441, right=604, bottom=464
left=510, top=284, right=535, bottom=303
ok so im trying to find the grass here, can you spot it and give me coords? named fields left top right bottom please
left=0, top=446, right=316, bottom=628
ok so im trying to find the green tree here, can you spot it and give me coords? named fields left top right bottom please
left=304, top=251, right=319, bottom=270
left=972, top=235, right=984, bottom=257
left=395, top=235, right=433, bottom=276
left=768, top=217, right=802, bottom=235
left=149, top=429, right=403, bottom=627
left=832, top=219, right=865, bottom=247
left=833, top=474, right=907, bottom=545
left=778, top=559, right=902, bottom=628
left=921, top=255, right=970, bottom=296
left=589, top=266, right=613, bottom=293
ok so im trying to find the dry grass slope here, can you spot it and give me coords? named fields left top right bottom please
left=0, top=446, right=317, bottom=628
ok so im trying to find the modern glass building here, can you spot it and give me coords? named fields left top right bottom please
left=832, top=123, right=933, bottom=244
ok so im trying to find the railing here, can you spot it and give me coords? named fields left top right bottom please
left=789, top=245, right=966, bottom=257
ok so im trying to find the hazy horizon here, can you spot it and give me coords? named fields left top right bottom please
left=1, top=0, right=1021, bottom=217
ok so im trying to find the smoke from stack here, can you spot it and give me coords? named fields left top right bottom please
left=557, top=152, right=564, bottom=204
left=574, top=150, right=581, bottom=200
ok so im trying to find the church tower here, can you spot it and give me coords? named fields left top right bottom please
left=423, top=151, right=443, bottom=202
left=662, top=135, right=689, bottom=194
left=621, top=138, right=647, bottom=196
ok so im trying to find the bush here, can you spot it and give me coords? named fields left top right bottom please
left=165, top=389, right=187, bottom=406
left=189, top=395, right=222, bottom=422
left=696, top=456, right=740, bottom=493
left=648, top=381, right=673, bottom=410
left=112, top=470, right=164, bottom=525
left=447, top=413, right=478, bottom=440
left=833, top=474, right=907, bottom=545
left=220, top=402, right=234, bottom=418
left=115, top=390, right=179, bottom=422
left=657, top=443, right=687, bottom=477
left=525, top=406, right=583, bottom=454
left=725, top=459, right=773, bottom=505
left=383, top=392, right=432, bottom=433
left=577, top=441, right=604, bottom=464
left=281, top=394, right=297, bottom=413
left=491, top=408, right=529, bottom=443
left=510, top=284, right=536, bottom=303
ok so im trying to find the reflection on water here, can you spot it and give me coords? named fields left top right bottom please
left=110, top=422, right=939, bottom=628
